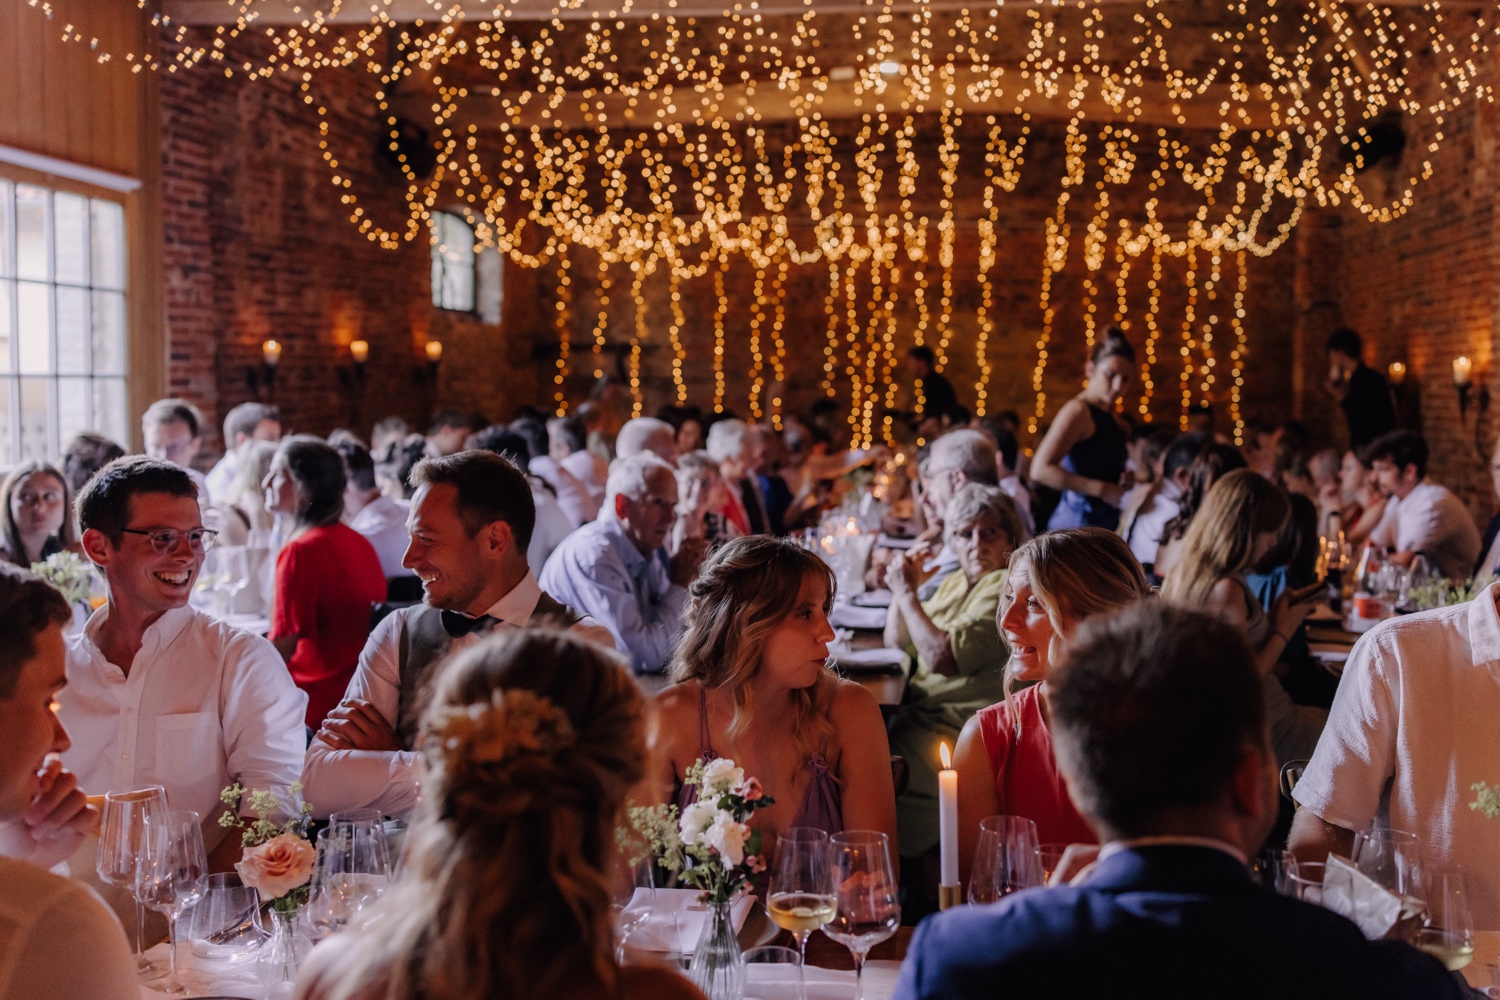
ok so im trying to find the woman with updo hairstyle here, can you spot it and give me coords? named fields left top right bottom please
left=953, top=528, right=1149, bottom=882
left=296, top=630, right=702, bottom=1000
left=650, top=535, right=897, bottom=869
left=1031, top=327, right=1136, bottom=531
left=264, top=435, right=386, bottom=730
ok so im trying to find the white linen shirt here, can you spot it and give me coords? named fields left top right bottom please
left=530, top=455, right=599, bottom=527
left=300, top=571, right=613, bottom=818
left=347, top=494, right=412, bottom=580
left=205, top=450, right=238, bottom=504
left=1292, top=585, right=1500, bottom=926
left=1367, top=480, right=1481, bottom=582
left=57, top=605, right=307, bottom=848
left=1119, top=477, right=1182, bottom=568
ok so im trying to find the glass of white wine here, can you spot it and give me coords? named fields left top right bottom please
left=767, top=827, right=834, bottom=1000
left=823, top=831, right=900, bottom=1000
left=1414, top=869, right=1475, bottom=972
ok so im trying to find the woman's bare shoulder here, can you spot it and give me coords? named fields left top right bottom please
left=621, top=964, right=707, bottom=1000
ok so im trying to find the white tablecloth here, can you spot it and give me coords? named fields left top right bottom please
left=136, top=942, right=903, bottom=999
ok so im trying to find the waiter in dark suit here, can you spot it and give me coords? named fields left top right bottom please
left=1324, top=328, right=1396, bottom=450
left=895, top=602, right=1466, bottom=1000
left=903, top=346, right=959, bottom=431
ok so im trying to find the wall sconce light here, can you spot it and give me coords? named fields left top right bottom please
left=246, top=339, right=282, bottom=396
left=1454, top=355, right=1474, bottom=417
left=1387, top=361, right=1406, bottom=387
left=423, top=340, right=443, bottom=381
left=340, top=340, right=369, bottom=392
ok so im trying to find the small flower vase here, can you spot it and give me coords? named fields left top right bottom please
left=257, top=905, right=312, bottom=999
left=688, top=899, right=745, bottom=1000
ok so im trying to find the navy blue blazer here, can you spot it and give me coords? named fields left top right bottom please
left=894, top=845, right=1469, bottom=1000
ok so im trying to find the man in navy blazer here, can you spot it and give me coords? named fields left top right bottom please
left=894, top=603, right=1469, bottom=1000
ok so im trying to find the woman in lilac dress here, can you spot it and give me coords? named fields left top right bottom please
left=1032, top=327, right=1135, bottom=531
left=649, top=536, right=897, bottom=870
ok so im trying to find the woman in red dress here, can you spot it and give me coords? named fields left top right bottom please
left=266, top=436, right=387, bottom=731
left=954, top=528, right=1150, bottom=885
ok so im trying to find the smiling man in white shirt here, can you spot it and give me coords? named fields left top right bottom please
left=302, top=450, right=610, bottom=819
left=57, top=457, right=307, bottom=871
left=1362, top=429, right=1480, bottom=582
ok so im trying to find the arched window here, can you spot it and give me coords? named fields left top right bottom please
left=430, top=210, right=476, bottom=312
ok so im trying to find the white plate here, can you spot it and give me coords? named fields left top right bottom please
left=832, top=648, right=908, bottom=672
left=852, top=590, right=893, bottom=609
left=829, top=604, right=888, bottom=630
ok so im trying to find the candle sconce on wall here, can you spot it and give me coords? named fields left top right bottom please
left=417, top=340, right=443, bottom=383
left=339, top=340, right=369, bottom=391
left=246, top=339, right=281, bottom=397
left=1454, top=355, right=1474, bottom=418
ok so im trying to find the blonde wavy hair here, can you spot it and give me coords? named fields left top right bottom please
left=313, top=630, right=645, bottom=1000
left=998, top=528, right=1151, bottom=731
left=1159, top=469, right=1289, bottom=609
left=669, top=535, right=837, bottom=774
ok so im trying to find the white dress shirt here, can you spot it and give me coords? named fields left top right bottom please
left=529, top=483, right=574, bottom=579
left=529, top=456, right=598, bottom=527
left=57, top=605, right=307, bottom=849
left=1367, top=480, right=1481, bottom=582
left=999, top=473, right=1035, bottom=540
left=560, top=449, right=609, bottom=510
left=300, top=571, right=613, bottom=818
left=205, top=449, right=238, bottom=503
left=346, top=494, right=412, bottom=580
left=538, top=518, right=689, bottom=675
left=1293, top=586, right=1500, bottom=926
left=1119, top=477, right=1182, bottom=568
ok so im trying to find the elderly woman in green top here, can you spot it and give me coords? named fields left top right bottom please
left=884, top=483, right=1023, bottom=868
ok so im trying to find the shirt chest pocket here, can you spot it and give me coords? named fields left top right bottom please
left=154, top=712, right=223, bottom=814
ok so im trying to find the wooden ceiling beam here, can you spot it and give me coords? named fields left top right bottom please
left=162, top=0, right=1489, bottom=28
left=389, top=68, right=1280, bottom=131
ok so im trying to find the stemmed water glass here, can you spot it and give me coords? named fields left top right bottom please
left=140, top=809, right=208, bottom=995
left=767, top=828, right=834, bottom=1000
left=968, top=815, right=1043, bottom=904
left=1351, top=828, right=1424, bottom=895
left=96, top=785, right=170, bottom=973
left=188, top=873, right=264, bottom=962
left=823, top=831, right=900, bottom=1000
left=610, top=855, right=656, bottom=963
left=301, top=822, right=391, bottom=941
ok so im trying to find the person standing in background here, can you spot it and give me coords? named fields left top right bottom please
left=1323, top=328, right=1396, bottom=450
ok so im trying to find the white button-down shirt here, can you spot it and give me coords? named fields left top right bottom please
left=57, top=605, right=307, bottom=848
left=346, top=494, right=411, bottom=580
left=530, top=455, right=599, bottom=527
left=539, top=518, right=689, bottom=676
left=300, top=571, right=613, bottom=818
left=1367, top=480, right=1481, bottom=582
left=1118, top=477, right=1182, bottom=568
left=1293, top=585, right=1500, bottom=926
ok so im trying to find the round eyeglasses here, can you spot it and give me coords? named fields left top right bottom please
left=119, top=527, right=219, bottom=554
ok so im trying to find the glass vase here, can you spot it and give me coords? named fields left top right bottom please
left=257, top=905, right=312, bottom=1000
left=688, top=899, right=746, bottom=1000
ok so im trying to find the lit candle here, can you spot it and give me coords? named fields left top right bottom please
left=261, top=339, right=282, bottom=367
left=938, top=741, right=959, bottom=908
left=1453, top=356, right=1472, bottom=387
left=349, top=339, right=369, bottom=364
left=425, top=340, right=444, bottom=363
left=1387, top=361, right=1406, bottom=386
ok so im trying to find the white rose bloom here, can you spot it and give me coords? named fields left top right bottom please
left=701, top=814, right=749, bottom=868
left=678, top=800, right=719, bottom=847
left=701, top=758, right=745, bottom=794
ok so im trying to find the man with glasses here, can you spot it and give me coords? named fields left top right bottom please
left=541, top=453, right=707, bottom=675
left=56, top=457, right=306, bottom=871
left=141, top=398, right=211, bottom=507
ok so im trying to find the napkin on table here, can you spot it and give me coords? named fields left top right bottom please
left=626, top=887, right=755, bottom=954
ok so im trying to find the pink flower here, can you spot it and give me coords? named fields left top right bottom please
left=235, top=833, right=315, bottom=899
left=739, top=778, right=765, bottom=802
left=746, top=854, right=767, bottom=874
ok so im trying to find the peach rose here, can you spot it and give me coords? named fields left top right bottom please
left=235, top=832, right=315, bottom=899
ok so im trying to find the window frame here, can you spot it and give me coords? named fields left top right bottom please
left=430, top=209, right=477, bottom=314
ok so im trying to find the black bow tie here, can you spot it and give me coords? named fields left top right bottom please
left=440, top=611, right=498, bottom=638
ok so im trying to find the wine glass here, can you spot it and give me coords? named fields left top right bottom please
left=767, top=827, right=834, bottom=1000
left=1351, top=828, right=1423, bottom=895
left=217, top=546, right=250, bottom=614
left=327, top=809, right=393, bottom=873
left=1414, top=869, right=1475, bottom=972
left=609, top=855, right=656, bottom=963
left=140, top=809, right=208, bottom=995
left=823, top=831, right=900, bottom=1000
left=188, top=872, right=263, bottom=963
left=96, top=785, right=169, bottom=973
left=301, top=824, right=390, bottom=941
left=968, top=815, right=1042, bottom=904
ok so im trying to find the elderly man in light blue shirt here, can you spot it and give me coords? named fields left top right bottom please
left=540, top=453, right=707, bottom=674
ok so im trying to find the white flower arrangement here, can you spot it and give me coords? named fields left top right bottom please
left=625, top=757, right=774, bottom=905
left=29, top=551, right=94, bottom=606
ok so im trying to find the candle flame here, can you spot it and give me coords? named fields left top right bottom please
left=939, top=741, right=952, bottom=770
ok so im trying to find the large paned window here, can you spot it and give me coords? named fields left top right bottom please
left=0, top=179, right=129, bottom=465
left=430, top=210, right=476, bottom=313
